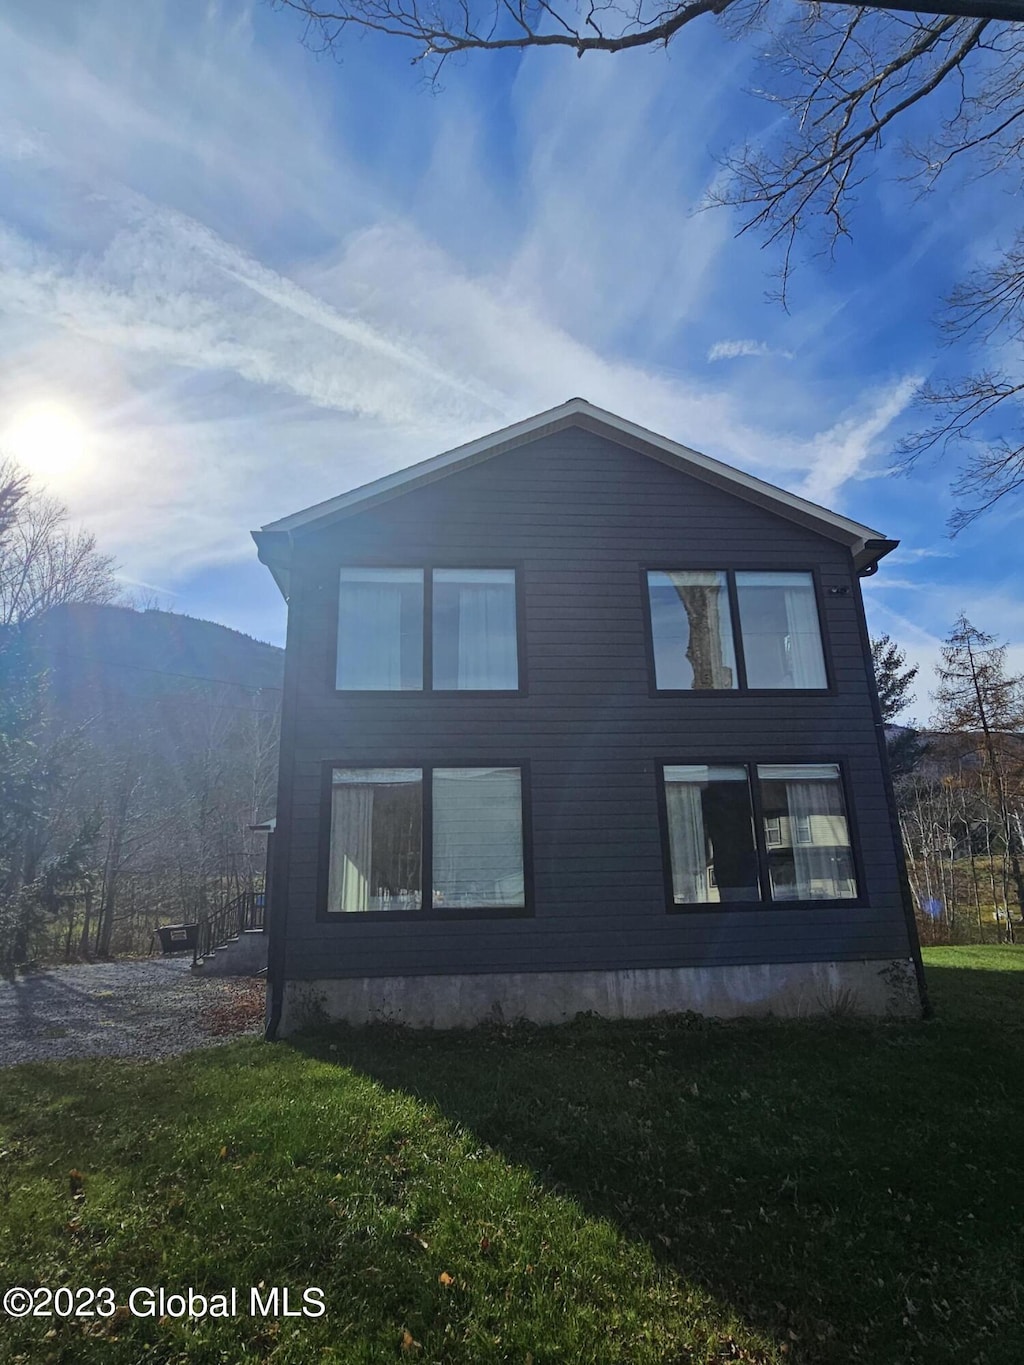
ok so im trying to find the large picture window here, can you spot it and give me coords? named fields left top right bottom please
left=662, top=761, right=857, bottom=907
left=336, top=567, right=519, bottom=692
left=646, top=569, right=827, bottom=691
left=324, top=765, right=527, bottom=915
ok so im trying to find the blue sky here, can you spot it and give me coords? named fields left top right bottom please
left=0, top=0, right=1019, bottom=722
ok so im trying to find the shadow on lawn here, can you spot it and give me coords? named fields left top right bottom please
left=294, top=962, right=1024, bottom=1364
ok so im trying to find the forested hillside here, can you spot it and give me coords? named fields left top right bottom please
left=0, top=457, right=284, bottom=964
left=10, top=604, right=283, bottom=961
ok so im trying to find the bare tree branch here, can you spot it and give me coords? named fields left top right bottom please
left=276, top=0, right=741, bottom=63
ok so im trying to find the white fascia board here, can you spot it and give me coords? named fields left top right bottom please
left=257, top=398, right=888, bottom=553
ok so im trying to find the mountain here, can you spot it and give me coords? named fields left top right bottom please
left=24, top=603, right=284, bottom=719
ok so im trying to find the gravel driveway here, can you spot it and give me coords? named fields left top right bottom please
left=0, top=958, right=265, bottom=1067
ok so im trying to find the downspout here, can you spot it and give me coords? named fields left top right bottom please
left=264, top=533, right=299, bottom=1041
left=853, top=559, right=932, bottom=1017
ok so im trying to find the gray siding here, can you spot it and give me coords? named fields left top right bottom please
left=272, top=426, right=910, bottom=980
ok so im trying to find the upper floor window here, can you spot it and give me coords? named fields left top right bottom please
left=337, top=569, right=423, bottom=691
left=336, top=567, right=519, bottom=692
left=646, top=569, right=827, bottom=691
left=734, top=572, right=827, bottom=689
left=432, top=569, right=518, bottom=691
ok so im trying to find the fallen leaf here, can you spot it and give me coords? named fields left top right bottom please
left=401, top=1328, right=422, bottom=1353
left=438, top=1272, right=454, bottom=1286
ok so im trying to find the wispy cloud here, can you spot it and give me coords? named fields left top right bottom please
left=894, top=547, right=955, bottom=561
left=707, top=339, right=794, bottom=362
left=799, top=376, right=922, bottom=508
left=0, top=0, right=1012, bottom=662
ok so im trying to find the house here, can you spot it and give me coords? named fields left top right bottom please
left=253, top=399, right=926, bottom=1036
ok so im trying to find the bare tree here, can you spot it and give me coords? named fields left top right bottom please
left=0, top=457, right=117, bottom=627
left=0, top=461, right=117, bottom=963
left=895, top=238, right=1024, bottom=530
left=933, top=614, right=1024, bottom=937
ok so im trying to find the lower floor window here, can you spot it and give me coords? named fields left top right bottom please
left=326, top=765, right=525, bottom=913
left=662, top=761, right=857, bottom=906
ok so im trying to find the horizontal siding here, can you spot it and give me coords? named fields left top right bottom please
left=272, top=426, right=910, bottom=982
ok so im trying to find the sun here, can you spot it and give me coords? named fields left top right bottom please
left=3, top=403, right=90, bottom=485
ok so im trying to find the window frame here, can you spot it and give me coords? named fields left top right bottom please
left=332, top=562, right=527, bottom=697
left=641, top=564, right=835, bottom=697
left=316, top=758, right=534, bottom=922
left=656, top=758, right=866, bottom=913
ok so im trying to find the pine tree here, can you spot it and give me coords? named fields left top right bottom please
left=870, top=634, right=926, bottom=778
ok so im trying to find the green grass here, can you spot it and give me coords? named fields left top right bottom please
left=1, top=947, right=1022, bottom=1364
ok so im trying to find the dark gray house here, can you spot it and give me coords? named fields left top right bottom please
left=253, top=399, right=925, bottom=1036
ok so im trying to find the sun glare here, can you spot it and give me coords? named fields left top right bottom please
left=3, top=403, right=90, bottom=485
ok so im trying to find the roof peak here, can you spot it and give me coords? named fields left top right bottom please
left=253, top=400, right=895, bottom=598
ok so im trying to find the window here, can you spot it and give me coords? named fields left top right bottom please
left=327, top=769, right=423, bottom=912
left=735, top=573, right=827, bottom=689
left=646, top=569, right=827, bottom=691
left=663, top=765, right=760, bottom=903
left=336, top=569, right=423, bottom=691
left=336, top=567, right=519, bottom=691
left=757, top=764, right=857, bottom=901
left=662, top=762, right=857, bottom=906
left=433, top=768, right=524, bottom=907
left=647, top=571, right=737, bottom=690
left=324, top=765, right=527, bottom=914
left=432, top=570, right=518, bottom=690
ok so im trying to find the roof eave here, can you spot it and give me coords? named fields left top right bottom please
left=252, top=529, right=291, bottom=601
left=853, top=537, right=900, bottom=576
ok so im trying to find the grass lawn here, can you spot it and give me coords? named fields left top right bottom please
left=1, top=948, right=1022, bottom=1364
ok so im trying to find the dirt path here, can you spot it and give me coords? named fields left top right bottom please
left=0, top=958, right=265, bottom=1067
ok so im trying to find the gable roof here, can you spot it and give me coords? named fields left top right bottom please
left=253, top=398, right=896, bottom=598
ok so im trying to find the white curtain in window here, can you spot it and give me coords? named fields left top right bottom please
left=759, top=764, right=855, bottom=900
left=328, top=784, right=373, bottom=912
left=782, top=581, right=827, bottom=688
left=433, top=768, right=523, bottom=907
left=786, top=780, right=838, bottom=898
left=665, top=781, right=707, bottom=902
left=455, top=578, right=518, bottom=689
left=735, top=573, right=826, bottom=689
left=337, top=581, right=403, bottom=689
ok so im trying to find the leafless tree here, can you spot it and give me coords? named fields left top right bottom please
left=0, top=457, right=117, bottom=626
left=933, top=614, right=1024, bottom=936
left=895, top=238, right=1024, bottom=530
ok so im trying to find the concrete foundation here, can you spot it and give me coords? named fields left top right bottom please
left=192, top=930, right=268, bottom=977
left=276, top=958, right=920, bottom=1034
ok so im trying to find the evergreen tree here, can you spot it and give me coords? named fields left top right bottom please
left=870, top=634, right=926, bottom=779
